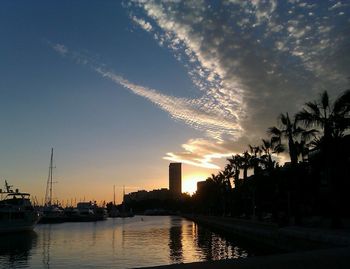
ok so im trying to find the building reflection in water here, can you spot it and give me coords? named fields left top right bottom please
left=168, top=216, right=248, bottom=264
left=169, top=217, right=183, bottom=263
left=193, top=222, right=248, bottom=260
left=0, top=231, right=37, bottom=268
left=0, top=216, right=253, bottom=268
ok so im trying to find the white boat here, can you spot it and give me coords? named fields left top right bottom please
left=64, top=201, right=107, bottom=222
left=0, top=180, right=40, bottom=233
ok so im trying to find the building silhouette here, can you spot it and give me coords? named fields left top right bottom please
left=124, top=188, right=170, bottom=203
left=169, top=163, right=182, bottom=198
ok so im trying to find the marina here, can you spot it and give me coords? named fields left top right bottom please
left=1, top=1, right=349, bottom=268
left=0, top=216, right=259, bottom=269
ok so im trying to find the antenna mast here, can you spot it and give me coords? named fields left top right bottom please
left=113, top=185, right=116, bottom=205
left=123, top=185, right=125, bottom=203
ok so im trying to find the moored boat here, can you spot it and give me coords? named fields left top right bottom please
left=0, top=181, right=40, bottom=233
left=109, top=185, right=134, bottom=218
left=64, top=201, right=107, bottom=222
left=38, top=148, right=65, bottom=224
left=39, top=204, right=65, bottom=224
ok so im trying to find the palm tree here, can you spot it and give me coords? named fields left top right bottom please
left=240, top=151, right=253, bottom=180
left=260, top=138, right=284, bottom=170
left=296, top=90, right=350, bottom=228
left=221, top=165, right=234, bottom=215
left=268, top=113, right=304, bottom=166
left=249, top=144, right=262, bottom=175
left=296, top=90, right=350, bottom=146
left=222, top=164, right=233, bottom=190
left=294, top=128, right=318, bottom=161
left=227, top=155, right=242, bottom=188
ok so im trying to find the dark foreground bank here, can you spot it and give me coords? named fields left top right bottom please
left=136, top=247, right=350, bottom=269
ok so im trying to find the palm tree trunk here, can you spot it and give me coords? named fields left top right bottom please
left=288, top=137, right=298, bottom=165
left=243, top=167, right=248, bottom=180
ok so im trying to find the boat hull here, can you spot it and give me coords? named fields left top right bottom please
left=0, top=212, right=40, bottom=233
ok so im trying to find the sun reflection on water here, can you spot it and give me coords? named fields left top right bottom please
left=0, top=216, right=254, bottom=269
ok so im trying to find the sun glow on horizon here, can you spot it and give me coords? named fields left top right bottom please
left=182, top=173, right=209, bottom=195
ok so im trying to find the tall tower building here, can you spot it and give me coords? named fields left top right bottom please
left=169, top=163, right=182, bottom=197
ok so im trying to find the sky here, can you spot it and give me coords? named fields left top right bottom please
left=0, top=0, right=349, bottom=204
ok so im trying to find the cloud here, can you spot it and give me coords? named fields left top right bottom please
left=49, top=41, right=245, bottom=142
left=125, top=0, right=349, bottom=168
left=131, top=16, right=153, bottom=32
left=94, top=67, right=244, bottom=140
left=50, top=0, right=349, bottom=169
left=52, top=43, right=68, bottom=55
left=163, top=137, right=249, bottom=169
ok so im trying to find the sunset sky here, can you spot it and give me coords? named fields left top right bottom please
left=0, top=1, right=349, bottom=204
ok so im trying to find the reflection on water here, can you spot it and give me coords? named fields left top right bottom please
left=194, top=223, right=248, bottom=260
left=169, top=217, right=183, bottom=263
left=0, top=216, right=257, bottom=269
left=41, top=225, right=52, bottom=269
left=0, top=231, right=37, bottom=268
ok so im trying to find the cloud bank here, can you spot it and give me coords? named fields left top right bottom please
left=125, top=0, right=349, bottom=168
left=51, top=0, right=349, bottom=168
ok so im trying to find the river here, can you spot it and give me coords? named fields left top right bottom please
left=0, top=216, right=260, bottom=268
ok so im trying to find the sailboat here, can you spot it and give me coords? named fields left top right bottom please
left=118, top=186, right=134, bottom=218
left=109, top=185, right=120, bottom=218
left=39, top=148, right=65, bottom=223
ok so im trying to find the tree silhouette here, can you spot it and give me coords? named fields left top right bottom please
left=297, top=90, right=350, bottom=146
left=268, top=113, right=304, bottom=165
left=260, top=138, right=284, bottom=171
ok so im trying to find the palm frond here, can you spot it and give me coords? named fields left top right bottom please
left=320, top=91, right=330, bottom=111
left=296, top=109, right=318, bottom=128
left=305, top=101, right=320, bottom=117
left=270, top=136, right=281, bottom=145
left=273, top=143, right=285, bottom=154
left=333, top=89, right=350, bottom=116
left=301, top=128, right=319, bottom=141
left=279, top=113, right=289, bottom=126
left=267, top=126, right=282, bottom=137
left=262, top=139, right=270, bottom=148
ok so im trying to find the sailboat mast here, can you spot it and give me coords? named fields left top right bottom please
left=44, top=148, right=54, bottom=206
left=49, top=148, right=53, bottom=206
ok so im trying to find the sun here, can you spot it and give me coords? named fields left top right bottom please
left=182, top=173, right=208, bottom=195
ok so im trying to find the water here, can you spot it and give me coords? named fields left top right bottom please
left=0, top=216, right=256, bottom=269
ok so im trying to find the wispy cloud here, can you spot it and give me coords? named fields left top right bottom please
left=50, top=0, right=349, bottom=169
left=52, top=43, right=68, bottom=56
left=48, top=42, right=244, bottom=144
left=164, top=138, right=246, bottom=169
left=125, top=0, right=349, bottom=168
left=131, top=16, right=153, bottom=32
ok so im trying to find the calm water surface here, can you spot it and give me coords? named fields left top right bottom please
left=0, top=216, right=255, bottom=268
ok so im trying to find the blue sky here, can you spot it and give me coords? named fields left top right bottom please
left=0, top=0, right=349, bottom=203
